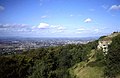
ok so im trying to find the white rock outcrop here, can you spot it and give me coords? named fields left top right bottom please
left=97, top=38, right=112, bottom=55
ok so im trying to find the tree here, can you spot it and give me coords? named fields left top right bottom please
left=105, top=34, right=120, bottom=78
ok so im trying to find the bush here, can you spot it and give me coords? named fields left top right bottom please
left=105, top=34, right=120, bottom=78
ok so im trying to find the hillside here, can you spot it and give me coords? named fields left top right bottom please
left=69, top=50, right=105, bottom=78
left=69, top=32, right=120, bottom=78
left=0, top=32, right=120, bottom=78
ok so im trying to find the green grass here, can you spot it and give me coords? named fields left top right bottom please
left=69, top=61, right=104, bottom=78
left=76, top=66, right=104, bottom=78
left=69, top=49, right=104, bottom=78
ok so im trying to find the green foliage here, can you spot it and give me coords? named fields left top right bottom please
left=29, top=41, right=98, bottom=78
left=0, top=55, right=34, bottom=78
left=87, top=40, right=98, bottom=50
left=95, top=50, right=104, bottom=61
left=99, top=36, right=107, bottom=40
left=0, top=39, right=99, bottom=78
left=105, top=34, right=120, bottom=78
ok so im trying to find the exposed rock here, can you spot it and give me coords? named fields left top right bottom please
left=97, top=32, right=120, bottom=55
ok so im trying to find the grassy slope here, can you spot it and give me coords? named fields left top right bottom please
left=69, top=32, right=120, bottom=78
left=69, top=50, right=104, bottom=78
left=76, top=66, right=104, bottom=78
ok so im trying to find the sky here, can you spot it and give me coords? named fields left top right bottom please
left=0, top=0, right=120, bottom=37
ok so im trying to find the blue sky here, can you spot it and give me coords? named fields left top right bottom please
left=0, top=0, right=120, bottom=37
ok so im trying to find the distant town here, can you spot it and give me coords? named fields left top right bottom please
left=0, top=37, right=97, bottom=55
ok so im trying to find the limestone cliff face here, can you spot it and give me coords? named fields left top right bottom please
left=97, top=32, right=120, bottom=55
left=97, top=39, right=112, bottom=55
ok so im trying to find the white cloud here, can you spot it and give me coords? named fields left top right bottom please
left=109, top=5, right=120, bottom=10
left=0, top=24, right=29, bottom=28
left=94, top=29, right=99, bottom=33
left=57, top=26, right=65, bottom=30
left=50, top=25, right=58, bottom=28
left=52, top=30, right=64, bottom=33
left=0, top=23, right=67, bottom=34
left=76, top=27, right=105, bottom=34
left=70, top=14, right=74, bottom=17
left=76, top=27, right=88, bottom=34
left=76, top=31, right=82, bottom=34
left=102, top=5, right=108, bottom=9
left=0, top=6, right=4, bottom=11
left=41, top=15, right=47, bottom=18
left=38, top=23, right=49, bottom=29
left=50, top=25, right=66, bottom=33
left=0, top=24, right=32, bottom=32
left=17, top=29, right=28, bottom=32
left=77, top=28, right=85, bottom=31
left=50, top=25, right=65, bottom=30
left=84, top=18, right=92, bottom=23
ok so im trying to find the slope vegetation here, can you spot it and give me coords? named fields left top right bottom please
left=0, top=32, right=120, bottom=78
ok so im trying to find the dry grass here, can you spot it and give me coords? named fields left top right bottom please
left=69, top=50, right=104, bottom=78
